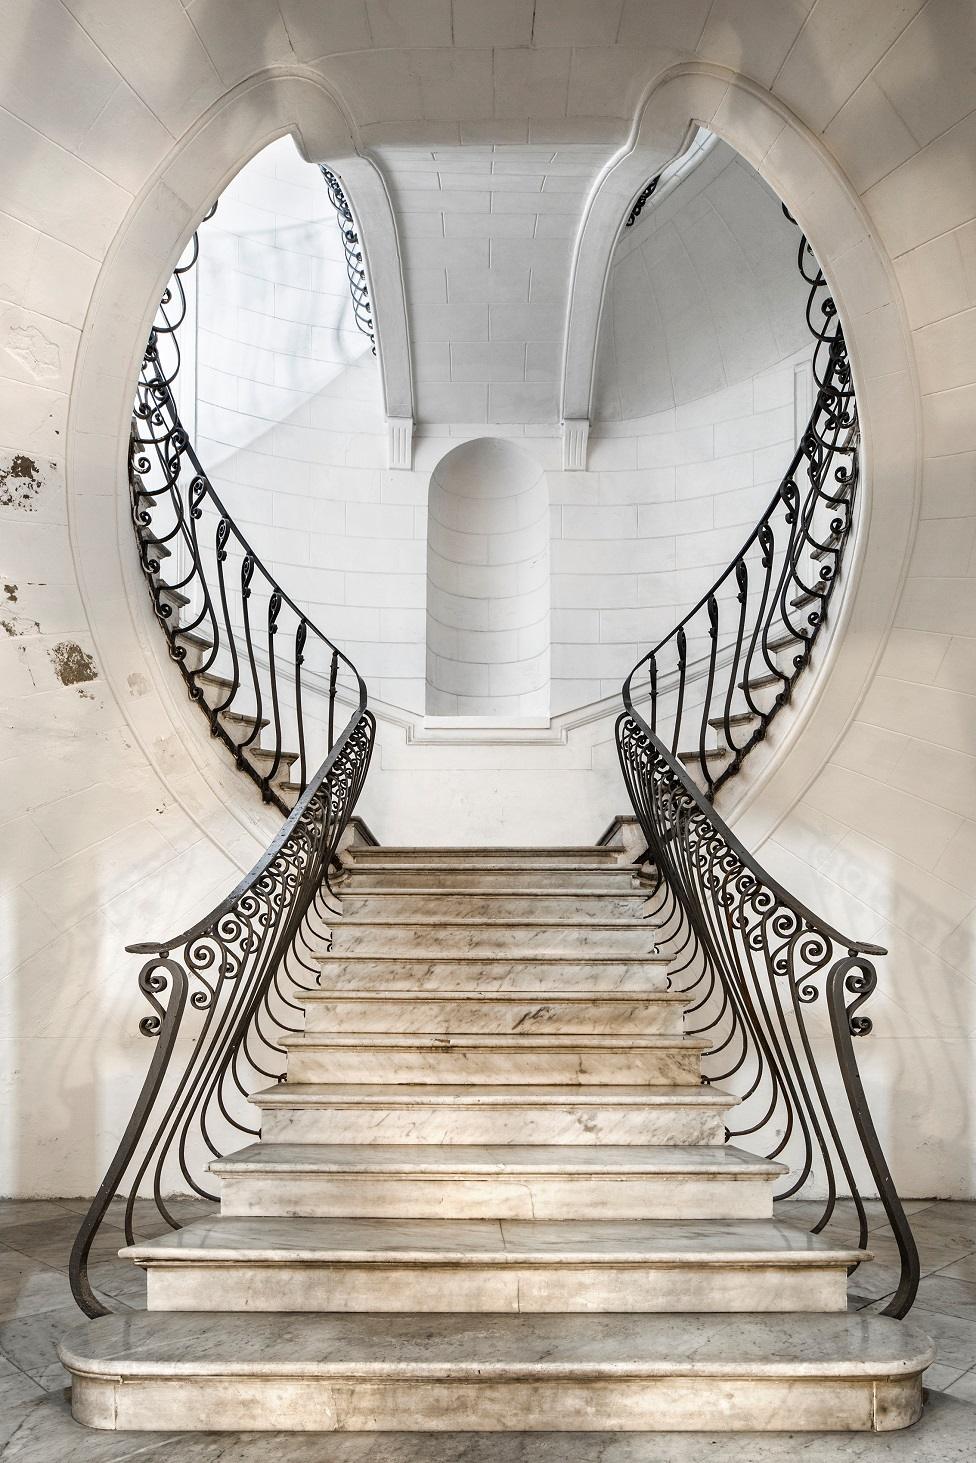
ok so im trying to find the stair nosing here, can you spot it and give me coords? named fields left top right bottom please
left=249, top=1083, right=739, bottom=1109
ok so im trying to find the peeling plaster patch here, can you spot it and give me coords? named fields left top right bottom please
left=1, top=613, right=40, bottom=636
left=126, top=671, right=150, bottom=698
left=0, top=456, right=43, bottom=511
left=49, top=641, right=98, bottom=686
left=5, top=323, right=60, bottom=380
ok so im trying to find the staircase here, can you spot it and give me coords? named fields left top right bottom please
left=60, top=841, right=931, bottom=1435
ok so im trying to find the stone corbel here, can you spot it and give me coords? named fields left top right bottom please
left=562, top=418, right=590, bottom=471
left=387, top=416, right=414, bottom=470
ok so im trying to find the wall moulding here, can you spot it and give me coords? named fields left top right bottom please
left=561, top=62, right=921, bottom=853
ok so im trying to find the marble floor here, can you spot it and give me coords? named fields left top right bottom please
left=3, top=1196, right=976, bottom=1460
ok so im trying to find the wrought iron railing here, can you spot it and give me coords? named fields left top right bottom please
left=616, top=706, right=919, bottom=1317
left=320, top=164, right=375, bottom=352
left=130, top=206, right=364, bottom=814
left=71, top=199, right=378, bottom=1316
left=625, top=212, right=859, bottom=798
left=69, top=707, right=374, bottom=1317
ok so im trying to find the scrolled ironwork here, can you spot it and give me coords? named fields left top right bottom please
left=130, top=205, right=365, bottom=814
left=624, top=215, right=860, bottom=799
left=615, top=706, right=919, bottom=1318
left=320, top=164, right=376, bottom=352
left=70, top=708, right=375, bottom=1317
left=72, top=199, right=379, bottom=1318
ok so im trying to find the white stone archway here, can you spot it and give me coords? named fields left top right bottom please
left=560, top=63, right=920, bottom=848
left=66, top=70, right=415, bottom=863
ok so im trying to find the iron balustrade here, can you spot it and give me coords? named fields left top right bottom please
left=69, top=708, right=374, bottom=1317
left=130, top=205, right=363, bottom=814
left=320, top=164, right=376, bottom=352
left=624, top=211, right=859, bottom=799
left=615, top=706, right=919, bottom=1318
left=71, top=198, right=377, bottom=1316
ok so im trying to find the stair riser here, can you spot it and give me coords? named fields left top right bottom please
left=311, top=960, right=670, bottom=991
left=341, top=870, right=644, bottom=891
left=340, top=895, right=648, bottom=922
left=331, top=926, right=654, bottom=955
left=284, top=1047, right=704, bottom=1086
left=72, top=1372, right=922, bottom=1433
left=348, top=851, right=626, bottom=868
left=258, top=1105, right=729, bottom=1146
left=218, top=1174, right=775, bottom=1222
left=301, top=996, right=687, bottom=1035
left=144, top=1264, right=848, bottom=1314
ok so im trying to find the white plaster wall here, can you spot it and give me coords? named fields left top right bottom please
left=0, top=1, right=973, bottom=1205
left=189, top=136, right=812, bottom=721
left=592, top=139, right=811, bottom=422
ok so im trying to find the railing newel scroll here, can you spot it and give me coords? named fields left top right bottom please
left=71, top=201, right=378, bottom=1317
left=615, top=706, right=919, bottom=1319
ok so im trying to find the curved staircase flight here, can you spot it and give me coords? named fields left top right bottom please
left=62, top=839, right=931, bottom=1435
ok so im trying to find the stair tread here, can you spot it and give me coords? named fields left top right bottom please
left=61, top=1311, right=933, bottom=1379
left=210, top=1142, right=778, bottom=1175
left=312, top=954, right=669, bottom=964
left=122, top=1215, right=868, bottom=1266
left=303, top=989, right=686, bottom=1002
left=250, top=1084, right=736, bottom=1109
left=279, top=1034, right=711, bottom=1050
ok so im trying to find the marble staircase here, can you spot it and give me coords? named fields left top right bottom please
left=60, top=842, right=932, bottom=1434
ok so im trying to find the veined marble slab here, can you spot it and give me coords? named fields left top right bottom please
left=61, top=1311, right=933, bottom=1433
left=309, top=956, right=671, bottom=991
left=211, top=1140, right=781, bottom=1221
left=300, top=989, right=689, bottom=1035
left=279, top=1033, right=709, bottom=1086
left=330, top=921, right=655, bottom=956
left=339, top=894, right=649, bottom=923
left=341, top=867, right=644, bottom=890
left=251, top=1083, right=736, bottom=1147
left=126, top=1215, right=868, bottom=1315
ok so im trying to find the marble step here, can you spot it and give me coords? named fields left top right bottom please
left=330, top=920, right=655, bottom=956
left=252, top=1083, right=735, bottom=1148
left=212, top=1142, right=782, bottom=1220
left=348, top=846, right=624, bottom=868
left=310, top=955, right=671, bottom=991
left=339, top=892, right=649, bottom=922
left=301, top=989, right=688, bottom=1035
left=123, top=1215, right=868, bottom=1315
left=340, top=867, right=644, bottom=891
left=279, top=1033, right=710, bottom=1086
left=62, top=1311, right=933, bottom=1433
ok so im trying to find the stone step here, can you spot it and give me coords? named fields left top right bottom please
left=123, top=1215, right=867, bottom=1315
left=251, top=1085, right=737, bottom=1148
left=339, top=892, right=649, bottom=922
left=340, top=867, right=644, bottom=891
left=348, top=846, right=624, bottom=868
left=212, top=1142, right=781, bottom=1221
left=310, top=955, right=671, bottom=991
left=300, top=989, right=688, bottom=1035
left=279, top=1033, right=710, bottom=1086
left=330, top=921, right=655, bottom=956
left=61, top=1311, right=932, bottom=1433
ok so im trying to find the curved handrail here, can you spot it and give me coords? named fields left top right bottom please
left=70, top=201, right=378, bottom=1316
left=624, top=216, right=859, bottom=798
left=615, top=704, right=918, bottom=1318
left=131, top=203, right=364, bottom=814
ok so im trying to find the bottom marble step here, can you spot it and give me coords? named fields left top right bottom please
left=61, top=1311, right=933, bottom=1433
left=123, top=1215, right=868, bottom=1314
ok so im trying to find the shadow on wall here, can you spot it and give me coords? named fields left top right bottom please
left=425, top=438, right=551, bottom=718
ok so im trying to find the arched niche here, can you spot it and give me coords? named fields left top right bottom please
left=426, top=438, right=550, bottom=717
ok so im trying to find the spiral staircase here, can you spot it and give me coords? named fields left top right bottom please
left=59, top=180, right=931, bottom=1438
